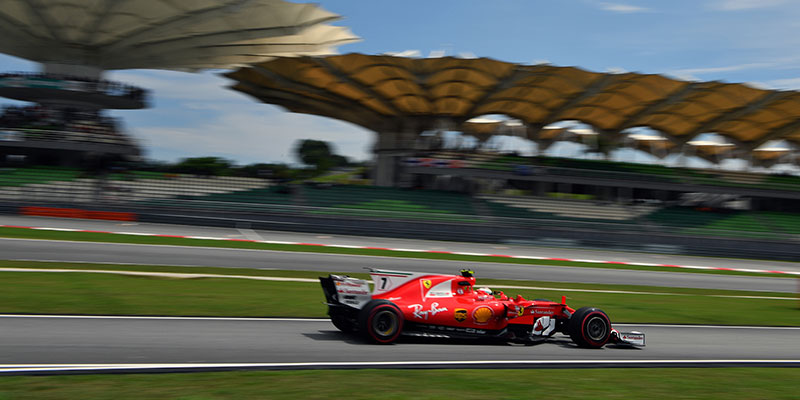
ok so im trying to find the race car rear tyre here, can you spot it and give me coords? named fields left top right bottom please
left=568, top=307, right=611, bottom=348
left=359, top=300, right=404, bottom=344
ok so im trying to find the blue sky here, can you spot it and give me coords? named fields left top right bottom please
left=3, top=0, right=800, bottom=165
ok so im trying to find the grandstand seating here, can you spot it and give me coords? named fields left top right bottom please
left=3, top=166, right=800, bottom=238
left=301, top=185, right=479, bottom=221
left=765, top=174, right=800, bottom=188
left=479, top=195, right=657, bottom=221
left=705, top=170, right=766, bottom=185
left=0, top=167, right=80, bottom=187
left=418, top=153, right=800, bottom=191
left=175, top=186, right=294, bottom=205
left=0, top=168, right=267, bottom=203
left=643, top=207, right=789, bottom=238
left=758, top=212, right=800, bottom=235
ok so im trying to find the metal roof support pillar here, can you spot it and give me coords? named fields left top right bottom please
left=373, top=130, right=417, bottom=187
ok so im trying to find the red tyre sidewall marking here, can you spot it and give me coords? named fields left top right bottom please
left=368, top=304, right=403, bottom=343
left=580, top=311, right=610, bottom=347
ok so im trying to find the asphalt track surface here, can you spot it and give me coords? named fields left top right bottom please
left=1, top=237, right=795, bottom=293
left=3, top=215, right=799, bottom=274
left=1, top=217, right=799, bottom=374
left=1, top=316, right=799, bottom=374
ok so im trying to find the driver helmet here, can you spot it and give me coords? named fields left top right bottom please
left=476, top=287, right=493, bottom=297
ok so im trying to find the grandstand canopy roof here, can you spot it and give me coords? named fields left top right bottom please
left=0, top=0, right=359, bottom=71
left=226, top=53, right=800, bottom=151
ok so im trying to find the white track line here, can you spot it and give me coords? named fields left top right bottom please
left=0, top=315, right=323, bottom=321
left=237, top=228, right=263, bottom=242
left=3, top=267, right=798, bottom=300
left=1, top=267, right=795, bottom=300
left=2, top=315, right=799, bottom=330
left=7, top=259, right=215, bottom=268
left=2, top=360, right=800, bottom=373
left=613, top=323, right=800, bottom=330
left=0, top=267, right=319, bottom=282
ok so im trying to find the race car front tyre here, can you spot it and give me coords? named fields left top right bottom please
left=568, top=307, right=611, bottom=348
left=359, top=300, right=404, bottom=344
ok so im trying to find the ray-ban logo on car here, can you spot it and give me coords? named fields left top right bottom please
left=408, top=303, right=447, bottom=320
left=422, top=279, right=432, bottom=289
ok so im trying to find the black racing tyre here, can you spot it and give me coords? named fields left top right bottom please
left=358, top=300, right=404, bottom=344
left=568, top=306, right=611, bottom=348
left=329, top=309, right=357, bottom=333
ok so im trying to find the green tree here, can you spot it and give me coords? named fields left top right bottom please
left=170, top=157, right=233, bottom=176
left=295, top=139, right=332, bottom=167
left=294, top=139, right=349, bottom=172
left=237, top=163, right=293, bottom=180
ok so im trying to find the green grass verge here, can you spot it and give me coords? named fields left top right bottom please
left=2, top=261, right=798, bottom=325
left=1, top=227, right=795, bottom=279
left=0, top=368, right=798, bottom=399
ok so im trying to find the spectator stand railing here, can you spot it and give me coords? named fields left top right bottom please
left=0, top=72, right=149, bottom=103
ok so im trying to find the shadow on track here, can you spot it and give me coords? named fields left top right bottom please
left=305, top=330, right=643, bottom=350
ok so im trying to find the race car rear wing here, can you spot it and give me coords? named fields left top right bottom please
left=319, top=274, right=372, bottom=309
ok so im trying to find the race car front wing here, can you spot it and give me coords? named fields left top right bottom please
left=611, top=329, right=646, bottom=346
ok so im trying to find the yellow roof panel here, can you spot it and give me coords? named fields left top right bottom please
left=350, top=65, right=417, bottom=86
left=426, top=68, right=499, bottom=87
left=228, top=53, right=800, bottom=146
left=372, top=79, right=425, bottom=100
left=393, top=95, right=432, bottom=114
left=430, top=82, right=487, bottom=102
left=472, top=101, right=549, bottom=123
left=433, top=97, right=473, bottom=115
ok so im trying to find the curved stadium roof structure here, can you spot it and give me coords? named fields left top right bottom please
left=0, top=0, right=359, bottom=71
left=227, top=53, right=800, bottom=154
left=0, top=0, right=358, bottom=167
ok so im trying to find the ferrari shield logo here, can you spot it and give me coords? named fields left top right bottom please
left=422, top=279, right=432, bottom=289
left=454, top=308, right=467, bottom=322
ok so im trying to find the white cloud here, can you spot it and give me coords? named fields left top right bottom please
left=665, top=73, right=700, bottom=82
left=668, top=62, right=780, bottom=76
left=742, top=81, right=771, bottom=90
left=763, top=77, right=800, bottom=90
left=711, top=0, right=789, bottom=11
left=133, top=108, right=372, bottom=164
left=108, top=70, right=243, bottom=103
left=104, top=69, right=373, bottom=164
left=383, top=50, right=421, bottom=58
left=598, top=2, right=649, bottom=13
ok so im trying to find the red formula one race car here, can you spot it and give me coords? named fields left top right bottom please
left=319, top=269, right=644, bottom=348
